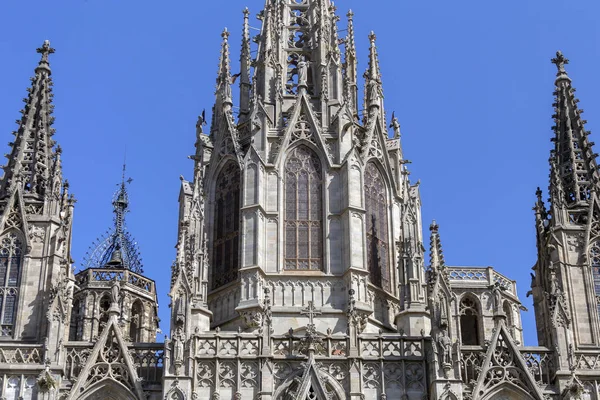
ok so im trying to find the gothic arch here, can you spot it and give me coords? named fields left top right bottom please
left=480, top=383, right=536, bottom=400
left=364, top=161, right=392, bottom=291
left=272, top=367, right=345, bottom=400
left=283, top=144, right=324, bottom=271
left=129, top=299, right=143, bottom=342
left=0, top=230, right=24, bottom=337
left=210, top=159, right=241, bottom=290
left=588, top=240, right=600, bottom=317
left=77, top=379, right=138, bottom=400
left=459, top=293, right=482, bottom=345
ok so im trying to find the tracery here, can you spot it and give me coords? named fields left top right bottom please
left=284, top=146, right=323, bottom=270
left=0, top=232, right=22, bottom=336
left=212, top=161, right=241, bottom=289
left=364, top=162, right=390, bottom=290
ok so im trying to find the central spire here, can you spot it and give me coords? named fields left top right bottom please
left=83, top=165, right=143, bottom=273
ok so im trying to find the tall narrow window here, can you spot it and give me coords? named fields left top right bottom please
left=285, top=146, right=323, bottom=270
left=212, top=161, right=241, bottom=290
left=460, top=296, right=480, bottom=345
left=590, top=241, right=600, bottom=318
left=69, top=298, right=83, bottom=341
left=0, top=232, right=22, bottom=336
left=98, top=295, right=111, bottom=332
left=130, top=300, right=143, bottom=342
left=364, top=163, right=390, bottom=291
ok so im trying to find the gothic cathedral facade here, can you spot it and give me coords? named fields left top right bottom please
left=0, top=1, right=599, bottom=399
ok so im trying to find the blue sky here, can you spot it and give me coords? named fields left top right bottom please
left=1, top=0, right=599, bottom=345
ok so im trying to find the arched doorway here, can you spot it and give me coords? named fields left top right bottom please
left=77, top=379, right=138, bottom=400
left=481, top=384, right=536, bottom=400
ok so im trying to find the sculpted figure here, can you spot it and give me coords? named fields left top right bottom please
left=297, top=56, right=310, bottom=87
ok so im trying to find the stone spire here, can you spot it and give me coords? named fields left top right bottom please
left=364, top=32, right=384, bottom=113
left=83, top=166, right=143, bottom=273
left=548, top=51, right=599, bottom=208
left=344, top=10, right=358, bottom=114
left=239, top=8, right=252, bottom=120
left=216, top=28, right=233, bottom=109
left=0, top=40, right=60, bottom=199
left=429, top=220, right=446, bottom=273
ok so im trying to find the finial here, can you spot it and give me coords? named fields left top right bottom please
left=368, top=31, right=377, bottom=45
left=551, top=51, right=571, bottom=82
left=551, top=51, right=569, bottom=74
left=222, top=27, right=230, bottom=40
left=430, top=220, right=439, bottom=232
left=536, top=187, right=543, bottom=203
left=347, top=9, right=354, bottom=19
left=36, top=40, right=55, bottom=65
left=243, top=7, right=249, bottom=16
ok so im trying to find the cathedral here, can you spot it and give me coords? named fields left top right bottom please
left=0, top=0, right=599, bottom=399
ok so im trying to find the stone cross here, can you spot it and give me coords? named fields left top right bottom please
left=551, top=51, right=569, bottom=75
left=300, top=301, right=321, bottom=328
left=36, top=40, right=55, bottom=64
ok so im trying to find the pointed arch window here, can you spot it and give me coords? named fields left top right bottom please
left=130, top=300, right=143, bottom=342
left=589, top=241, right=600, bottom=317
left=460, top=296, right=480, bottom=345
left=98, top=294, right=111, bottom=333
left=364, top=162, right=390, bottom=291
left=0, top=232, right=22, bottom=336
left=69, top=298, right=84, bottom=341
left=285, top=146, right=323, bottom=270
left=212, top=161, right=241, bottom=290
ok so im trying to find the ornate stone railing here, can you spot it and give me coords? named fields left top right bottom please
left=130, top=344, right=164, bottom=385
left=448, top=267, right=517, bottom=294
left=521, top=347, right=555, bottom=386
left=0, top=344, right=43, bottom=364
left=75, top=268, right=155, bottom=294
left=459, top=346, right=485, bottom=385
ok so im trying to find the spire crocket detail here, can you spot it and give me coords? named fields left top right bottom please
left=549, top=50, right=599, bottom=208
left=0, top=40, right=61, bottom=199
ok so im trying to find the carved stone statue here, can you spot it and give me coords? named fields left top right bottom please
left=297, top=56, right=309, bottom=87
left=437, top=327, right=452, bottom=365
left=110, top=279, right=120, bottom=306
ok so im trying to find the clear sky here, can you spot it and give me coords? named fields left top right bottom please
left=1, top=0, right=599, bottom=345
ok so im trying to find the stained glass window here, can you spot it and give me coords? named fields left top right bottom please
left=364, top=163, right=390, bottom=291
left=212, top=161, right=241, bottom=289
left=590, top=241, right=600, bottom=317
left=0, top=232, right=21, bottom=337
left=285, top=146, right=323, bottom=270
left=460, top=296, right=480, bottom=345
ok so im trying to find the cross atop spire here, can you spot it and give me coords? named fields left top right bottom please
left=551, top=51, right=569, bottom=77
left=36, top=40, right=55, bottom=69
